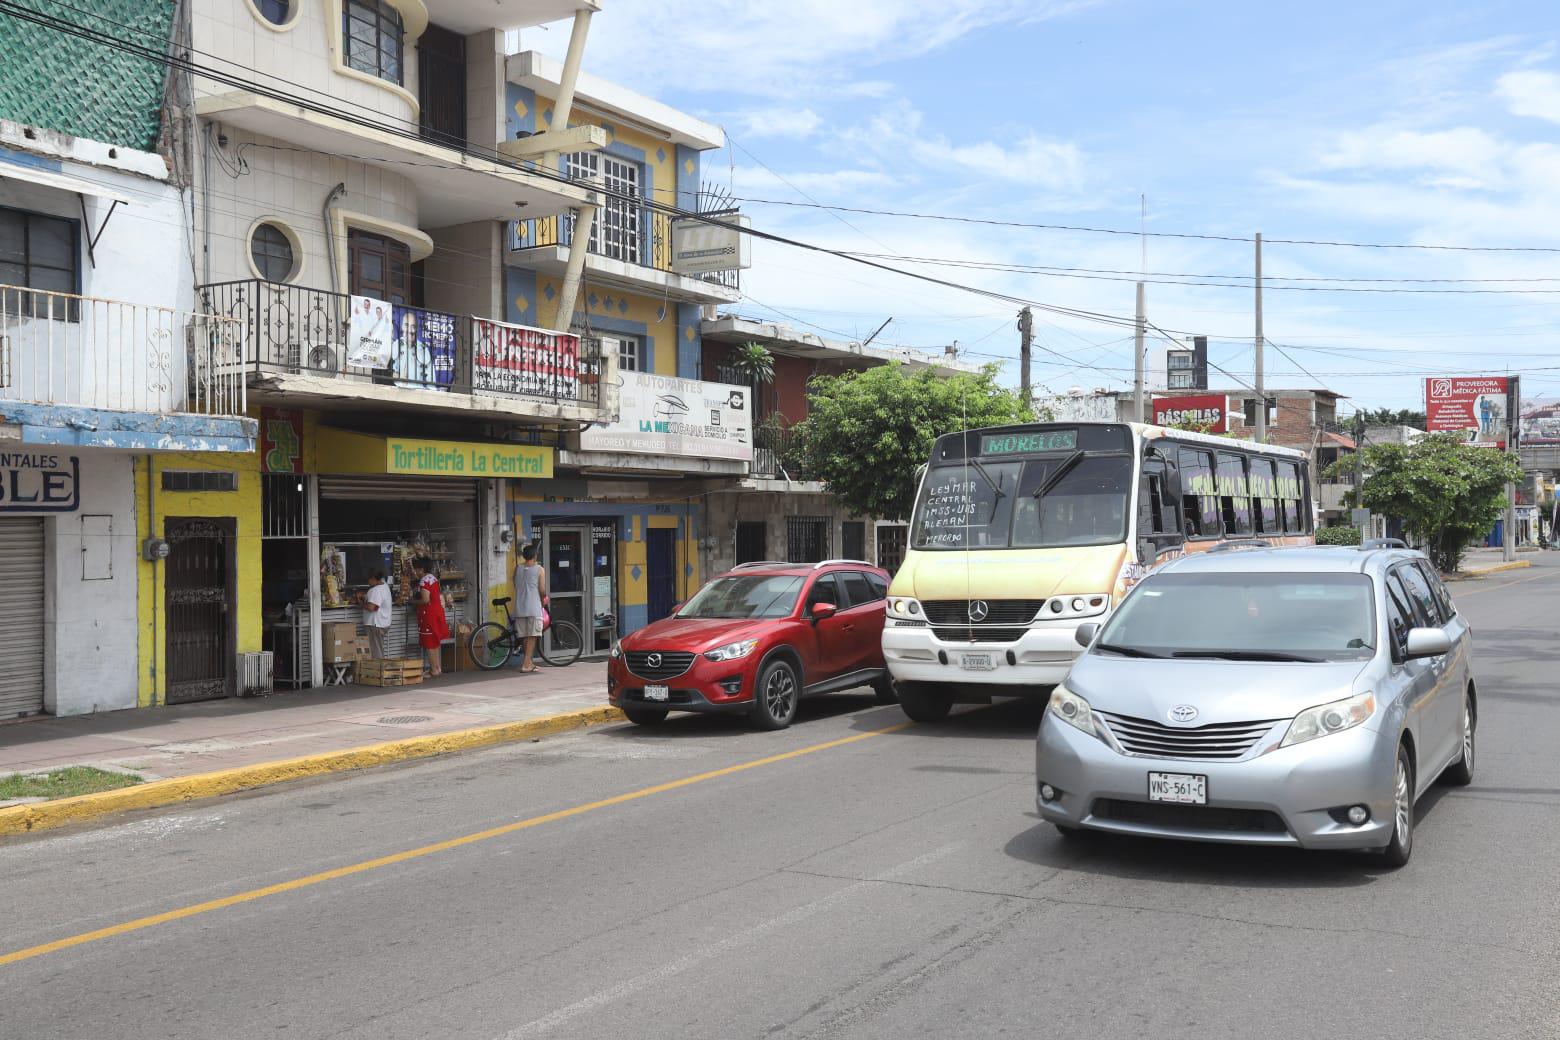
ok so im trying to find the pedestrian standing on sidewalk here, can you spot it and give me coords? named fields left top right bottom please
left=514, top=543, right=548, bottom=674
left=411, top=555, right=449, bottom=677
left=357, top=571, right=393, bottom=659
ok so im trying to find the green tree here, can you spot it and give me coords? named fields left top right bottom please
left=1332, top=434, right=1522, bottom=571
left=723, top=342, right=775, bottom=387
left=794, top=364, right=1034, bottom=521
left=1355, top=407, right=1427, bottom=430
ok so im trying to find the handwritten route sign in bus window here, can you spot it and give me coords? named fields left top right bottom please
left=913, top=463, right=1021, bottom=548
left=980, top=430, right=1077, bottom=456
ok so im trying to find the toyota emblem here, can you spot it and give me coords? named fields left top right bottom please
left=967, top=600, right=990, bottom=623
left=1168, top=704, right=1199, bottom=724
left=646, top=652, right=662, bottom=669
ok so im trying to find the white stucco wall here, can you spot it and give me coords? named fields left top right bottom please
left=40, top=452, right=141, bottom=716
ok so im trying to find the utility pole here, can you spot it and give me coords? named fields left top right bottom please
left=1133, top=282, right=1146, bottom=422
left=1504, top=412, right=1517, bottom=563
left=1017, top=307, right=1033, bottom=403
left=1354, top=412, right=1367, bottom=538
left=1254, top=232, right=1266, bottom=442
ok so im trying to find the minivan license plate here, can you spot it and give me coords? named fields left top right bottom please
left=1148, top=772, right=1207, bottom=804
left=960, top=653, right=994, bottom=671
left=643, top=685, right=670, bottom=702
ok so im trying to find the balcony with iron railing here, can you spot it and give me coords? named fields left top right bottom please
left=750, top=417, right=816, bottom=482
left=196, top=279, right=610, bottom=420
left=0, top=284, right=247, bottom=418
left=508, top=200, right=741, bottom=301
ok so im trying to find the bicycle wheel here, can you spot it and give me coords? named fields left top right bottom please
left=469, top=622, right=515, bottom=671
left=539, top=619, right=584, bottom=667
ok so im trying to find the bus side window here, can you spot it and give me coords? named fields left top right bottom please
left=1176, top=448, right=1221, bottom=539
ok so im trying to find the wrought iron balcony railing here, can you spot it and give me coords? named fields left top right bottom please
left=509, top=202, right=740, bottom=291
left=0, top=283, right=246, bottom=417
left=196, top=279, right=602, bottom=408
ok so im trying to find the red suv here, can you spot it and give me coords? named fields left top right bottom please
left=608, top=561, right=894, bottom=729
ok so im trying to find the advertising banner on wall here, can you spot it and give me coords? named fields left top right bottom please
left=260, top=407, right=304, bottom=474
left=581, top=372, right=753, bottom=461
left=1425, top=376, right=1519, bottom=448
left=390, top=306, right=457, bottom=390
left=1152, top=394, right=1229, bottom=432
left=346, top=294, right=393, bottom=370
left=0, top=451, right=80, bottom=512
left=470, top=317, right=580, bottom=400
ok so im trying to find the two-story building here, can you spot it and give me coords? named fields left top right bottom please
left=700, top=315, right=977, bottom=576
left=0, top=0, right=256, bottom=719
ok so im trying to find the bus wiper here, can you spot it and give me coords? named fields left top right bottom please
left=966, top=457, right=1006, bottom=501
left=1031, top=451, right=1083, bottom=498
left=1169, top=649, right=1325, bottom=663
left=1095, top=642, right=1166, bottom=659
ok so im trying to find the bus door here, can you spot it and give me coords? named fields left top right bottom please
left=1138, top=448, right=1184, bottom=565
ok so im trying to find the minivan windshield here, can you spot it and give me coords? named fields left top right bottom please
left=1096, top=572, right=1376, bottom=661
left=678, top=575, right=803, bottom=619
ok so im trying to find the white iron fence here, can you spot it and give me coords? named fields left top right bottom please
left=0, top=284, right=246, bottom=418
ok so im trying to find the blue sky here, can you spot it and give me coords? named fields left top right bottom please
left=529, top=0, right=1560, bottom=413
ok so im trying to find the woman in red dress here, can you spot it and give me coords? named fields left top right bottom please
left=411, top=556, right=449, bottom=677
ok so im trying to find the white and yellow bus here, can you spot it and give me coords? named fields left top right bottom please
left=883, top=421, right=1314, bottom=720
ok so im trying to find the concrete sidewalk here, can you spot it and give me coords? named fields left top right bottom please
left=1452, top=546, right=1540, bottom=579
left=0, top=662, right=609, bottom=787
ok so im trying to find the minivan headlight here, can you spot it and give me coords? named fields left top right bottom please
left=1047, top=686, right=1096, bottom=735
left=1280, top=692, right=1376, bottom=748
left=704, top=638, right=760, bottom=662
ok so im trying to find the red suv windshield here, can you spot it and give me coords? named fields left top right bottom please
left=678, top=574, right=805, bottom=619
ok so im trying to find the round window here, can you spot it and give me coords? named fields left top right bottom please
left=250, top=222, right=296, bottom=282
left=254, top=0, right=291, bottom=26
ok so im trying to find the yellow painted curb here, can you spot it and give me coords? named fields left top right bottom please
left=0, top=705, right=625, bottom=838
left=1449, top=559, right=1533, bottom=580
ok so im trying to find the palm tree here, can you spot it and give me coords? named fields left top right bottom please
left=724, top=341, right=775, bottom=387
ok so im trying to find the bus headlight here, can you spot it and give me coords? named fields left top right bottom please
left=1042, top=595, right=1108, bottom=619
left=888, top=597, right=922, bottom=617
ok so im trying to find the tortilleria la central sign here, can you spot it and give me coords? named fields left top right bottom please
left=386, top=438, right=552, bottom=477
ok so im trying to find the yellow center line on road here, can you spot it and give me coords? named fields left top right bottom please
left=1453, top=567, right=1560, bottom=598
left=0, top=719, right=914, bottom=969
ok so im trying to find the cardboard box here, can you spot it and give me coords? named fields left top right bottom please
left=323, top=621, right=362, bottom=664
left=356, top=658, right=424, bottom=687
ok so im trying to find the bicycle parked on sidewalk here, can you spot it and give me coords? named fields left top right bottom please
left=470, top=597, right=584, bottom=669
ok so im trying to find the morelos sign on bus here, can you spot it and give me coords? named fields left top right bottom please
left=1152, top=394, right=1229, bottom=433
left=385, top=438, right=553, bottom=478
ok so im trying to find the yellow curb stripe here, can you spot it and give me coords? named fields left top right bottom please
left=1454, top=560, right=1533, bottom=579
left=0, top=719, right=913, bottom=968
left=0, top=706, right=627, bottom=838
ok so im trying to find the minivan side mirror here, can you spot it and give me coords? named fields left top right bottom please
left=810, top=602, right=837, bottom=622
left=1075, top=622, right=1101, bottom=648
left=1404, top=627, right=1451, bottom=659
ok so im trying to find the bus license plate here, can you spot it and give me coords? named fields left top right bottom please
left=960, top=653, right=995, bottom=671
left=644, top=685, right=670, bottom=702
left=1148, top=772, right=1207, bottom=804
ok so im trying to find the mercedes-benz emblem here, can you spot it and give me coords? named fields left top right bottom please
left=1168, top=704, right=1199, bottom=724
left=967, top=600, right=990, bottom=623
left=646, top=652, right=662, bottom=669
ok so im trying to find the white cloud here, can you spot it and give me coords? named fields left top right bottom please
left=735, top=107, right=823, bottom=139
left=1321, top=126, right=1505, bottom=178
left=1497, top=69, right=1560, bottom=124
left=542, top=0, right=1100, bottom=97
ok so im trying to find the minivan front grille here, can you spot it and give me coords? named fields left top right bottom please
left=1095, top=711, right=1281, bottom=761
left=922, top=600, right=1045, bottom=626
left=625, top=651, right=696, bottom=681
left=1091, top=798, right=1288, bottom=834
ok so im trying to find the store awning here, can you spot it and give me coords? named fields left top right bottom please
left=315, top=427, right=554, bottom=480
left=0, top=160, right=136, bottom=205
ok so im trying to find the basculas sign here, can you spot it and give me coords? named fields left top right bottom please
left=0, top=452, right=80, bottom=512
left=1152, top=394, right=1229, bottom=433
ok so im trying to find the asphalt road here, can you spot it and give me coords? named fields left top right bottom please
left=4, top=557, right=1560, bottom=1040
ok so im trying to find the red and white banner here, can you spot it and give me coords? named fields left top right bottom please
left=470, top=317, right=580, bottom=400
left=1425, top=377, right=1511, bottom=447
left=1152, top=394, right=1229, bottom=433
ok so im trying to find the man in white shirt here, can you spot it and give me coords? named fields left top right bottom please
left=359, top=571, right=394, bottom=659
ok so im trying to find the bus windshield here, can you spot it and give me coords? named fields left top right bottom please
left=911, top=455, right=1131, bottom=550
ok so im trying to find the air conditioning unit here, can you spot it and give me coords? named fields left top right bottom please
left=239, top=651, right=274, bottom=697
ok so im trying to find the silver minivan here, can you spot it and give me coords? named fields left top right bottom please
left=1034, top=544, right=1475, bottom=867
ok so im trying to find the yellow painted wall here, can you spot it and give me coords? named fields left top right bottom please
left=531, top=278, right=679, bottom=374
left=536, top=99, right=679, bottom=209
left=135, top=451, right=264, bottom=707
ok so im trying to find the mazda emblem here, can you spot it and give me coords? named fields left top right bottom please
left=646, top=653, right=662, bottom=669
left=1168, top=704, right=1199, bottom=724
left=967, top=600, right=990, bottom=623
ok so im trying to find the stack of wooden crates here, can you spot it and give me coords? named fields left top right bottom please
left=356, top=658, right=424, bottom=687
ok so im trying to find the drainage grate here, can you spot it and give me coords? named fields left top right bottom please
left=377, top=715, right=433, bottom=725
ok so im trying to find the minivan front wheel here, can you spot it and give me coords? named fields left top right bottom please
left=1380, top=744, right=1415, bottom=868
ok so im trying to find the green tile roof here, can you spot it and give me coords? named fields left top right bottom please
left=0, top=0, right=175, bottom=152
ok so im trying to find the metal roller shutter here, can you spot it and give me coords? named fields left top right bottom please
left=0, top=517, right=45, bottom=718
left=317, top=476, right=478, bottom=502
